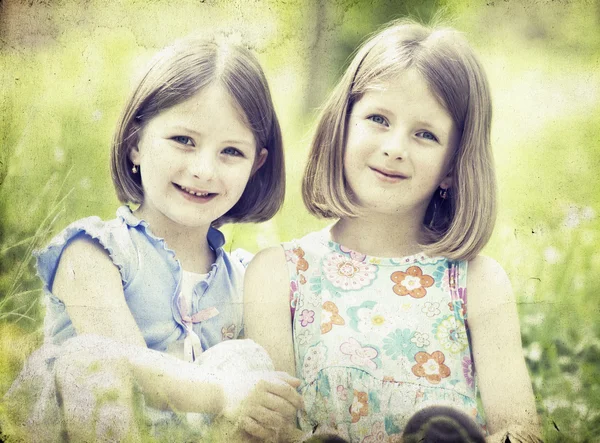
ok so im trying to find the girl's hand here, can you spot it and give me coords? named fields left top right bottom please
left=222, top=370, right=304, bottom=441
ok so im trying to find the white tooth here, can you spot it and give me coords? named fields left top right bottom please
left=179, top=185, right=209, bottom=197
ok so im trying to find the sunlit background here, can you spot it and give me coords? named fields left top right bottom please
left=1, top=0, right=599, bottom=441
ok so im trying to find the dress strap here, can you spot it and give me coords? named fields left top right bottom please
left=448, top=261, right=468, bottom=321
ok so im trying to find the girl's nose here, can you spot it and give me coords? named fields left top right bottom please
left=188, top=150, right=216, bottom=181
left=381, top=132, right=408, bottom=160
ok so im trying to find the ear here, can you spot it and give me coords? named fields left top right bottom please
left=439, top=175, right=452, bottom=191
left=129, top=147, right=140, bottom=165
left=127, top=123, right=142, bottom=166
left=251, top=148, right=268, bottom=175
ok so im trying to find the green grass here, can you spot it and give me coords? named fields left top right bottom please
left=1, top=1, right=599, bottom=441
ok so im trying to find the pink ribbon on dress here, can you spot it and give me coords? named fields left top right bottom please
left=178, top=294, right=220, bottom=363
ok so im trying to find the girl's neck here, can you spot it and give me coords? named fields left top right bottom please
left=134, top=205, right=216, bottom=274
left=331, top=213, right=424, bottom=258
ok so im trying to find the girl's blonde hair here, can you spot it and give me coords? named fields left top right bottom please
left=111, top=37, right=285, bottom=226
left=302, top=19, right=495, bottom=261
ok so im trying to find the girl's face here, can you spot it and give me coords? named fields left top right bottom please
left=129, top=83, right=267, bottom=229
left=344, top=68, right=458, bottom=218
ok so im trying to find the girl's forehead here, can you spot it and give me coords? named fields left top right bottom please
left=360, top=71, right=450, bottom=115
left=149, top=84, right=255, bottom=140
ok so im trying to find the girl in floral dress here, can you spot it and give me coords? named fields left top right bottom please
left=244, top=20, right=541, bottom=442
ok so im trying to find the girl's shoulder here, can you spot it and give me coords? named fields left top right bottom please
left=466, top=255, right=515, bottom=319
left=467, top=255, right=511, bottom=289
left=34, top=207, right=136, bottom=292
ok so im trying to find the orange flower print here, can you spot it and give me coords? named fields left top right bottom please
left=411, top=351, right=451, bottom=384
left=321, top=301, right=345, bottom=334
left=349, top=390, right=369, bottom=423
left=391, top=266, right=434, bottom=298
left=293, top=247, right=309, bottom=272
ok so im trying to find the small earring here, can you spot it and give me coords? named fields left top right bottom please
left=132, top=165, right=138, bottom=174
left=439, top=188, right=448, bottom=199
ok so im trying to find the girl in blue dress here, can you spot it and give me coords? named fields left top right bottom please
left=244, top=20, right=541, bottom=442
left=6, top=35, right=301, bottom=442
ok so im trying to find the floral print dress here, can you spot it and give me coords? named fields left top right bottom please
left=283, top=229, right=486, bottom=442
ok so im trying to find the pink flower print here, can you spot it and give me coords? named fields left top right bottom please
left=363, top=421, right=386, bottom=443
left=340, top=337, right=379, bottom=370
left=284, top=249, right=296, bottom=263
left=433, top=265, right=451, bottom=292
left=221, top=324, right=235, bottom=340
left=340, top=245, right=367, bottom=263
left=323, top=252, right=377, bottom=291
left=298, top=309, right=315, bottom=327
left=336, top=385, right=348, bottom=401
left=289, top=280, right=299, bottom=309
left=462, top=356, right=474, bottom=388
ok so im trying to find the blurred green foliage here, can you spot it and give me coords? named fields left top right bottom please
left=1, top=0, right=599, bottom=441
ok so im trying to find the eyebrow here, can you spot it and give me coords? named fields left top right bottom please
left=368, top=106, right=395, bottom=117
left=171, top=125, right=255, bottom=147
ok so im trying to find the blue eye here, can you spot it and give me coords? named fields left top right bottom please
left=222, top=147, right=244, bottom=157
left=172, top=136, right=193, bottom=146
left=368, top=115, right=388, bottom=126
left=417, top=131, right=439, bottom=143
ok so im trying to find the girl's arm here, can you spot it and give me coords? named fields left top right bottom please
left=244, top=246, right=296, bottom=374
left=52, top=236, right=147, bottom=346
left=467, top=256, right=542, bottom=442
left=243, top=246, right=303, bottom=440
left=52, top=236, right=226, bottom=413
left=53, top=236, right=304, bottom=429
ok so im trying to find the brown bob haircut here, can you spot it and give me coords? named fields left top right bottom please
left=302, top=19, right=496, bottom=261
left=111, top=36, right=285, bottom=226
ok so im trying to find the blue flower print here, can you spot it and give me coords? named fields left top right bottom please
left=383, top=329, right=419, bottom=360
left=432, top=264, right=450, bottom=290
left=309, top=275, right=322, bottom=293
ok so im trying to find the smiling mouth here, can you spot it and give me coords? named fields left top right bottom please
left=370, top=167, right=407, bottom=179
left=174, top=184, right=216, bottom=198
